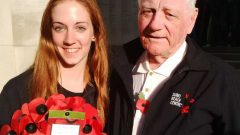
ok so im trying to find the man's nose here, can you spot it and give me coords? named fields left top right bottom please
left=63, top=29, right=76, bottom=46
left=148, top=11, right=164, bottom=31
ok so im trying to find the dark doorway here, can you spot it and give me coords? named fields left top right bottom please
left=191, top=0, right=240, bottom=47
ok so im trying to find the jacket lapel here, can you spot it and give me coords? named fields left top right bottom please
left=141, top=69, right=189, bottom=134
left=110, top=38, right=144, bottom=109
left=141, top=37, right=211, bottom=135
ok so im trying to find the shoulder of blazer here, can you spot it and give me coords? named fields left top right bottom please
left=123, top=38, right=145, bottom=65
left=1, top=68, right=33, bottom=97
left=110, top=38, right=144, bottom=68
left=9, top=68, right=33, bottom=86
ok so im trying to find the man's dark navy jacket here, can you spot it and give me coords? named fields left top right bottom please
left=107, top=37, right=240, bottom=135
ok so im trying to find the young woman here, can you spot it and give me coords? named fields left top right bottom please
left=0, top=0, right=108, bottom=128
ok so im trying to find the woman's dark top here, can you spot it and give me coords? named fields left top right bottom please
left=0, top=69, right=97, bottom=128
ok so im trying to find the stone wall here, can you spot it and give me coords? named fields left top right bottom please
left=0, top=0, right=48, bottom=91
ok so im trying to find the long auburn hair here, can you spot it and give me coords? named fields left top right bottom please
left=30, top=0, right=109, bottom=123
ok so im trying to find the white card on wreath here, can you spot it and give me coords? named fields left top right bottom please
left=51, top=124, right=80, bottom=135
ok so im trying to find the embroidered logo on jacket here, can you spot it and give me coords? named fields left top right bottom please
left=170, top=93, right=182, bottom=107
left=170, top=92, right=195, bottom=114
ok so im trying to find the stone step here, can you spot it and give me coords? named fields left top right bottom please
left=202, top=47, right=240, bottom=53
left=224, top=60, right=240, bottom=68
left=202, top=47, right=240, bottom=69
left=210, top=53, right=240, bottom=61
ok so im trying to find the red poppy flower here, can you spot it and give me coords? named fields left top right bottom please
left=0, top=125, right=12, bottom=135
left=28, top=97, right=47, bottom=122
left=136, top=99, right=150, bottom=113
left=45, top=94, right=68, bottom=110
left=180, top=93, right=195, bottom=114
left=181, top=105, right=190, bottom=114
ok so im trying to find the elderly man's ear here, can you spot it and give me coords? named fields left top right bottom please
left=187, top=8, right=199, bottom=34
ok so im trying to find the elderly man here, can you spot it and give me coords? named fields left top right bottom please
left=108, top=0, right=240, bottom=134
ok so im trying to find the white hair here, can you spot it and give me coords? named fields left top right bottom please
left=188, top=0, right=197, bottom=8
left=138, top=0, right=197, bottom=8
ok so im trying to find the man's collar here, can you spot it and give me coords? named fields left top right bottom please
left=133, top=41, right=187, bottom=77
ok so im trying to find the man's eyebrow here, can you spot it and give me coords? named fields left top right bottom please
left=140, top=1, right=155, bottom=8
left=164, top=4, right=182, bottom=13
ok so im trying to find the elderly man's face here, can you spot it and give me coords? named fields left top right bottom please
left=138, top=0, right=198, bottom=58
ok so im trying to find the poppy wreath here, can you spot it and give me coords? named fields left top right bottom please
left=0, top=94, right=106, bottom=135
